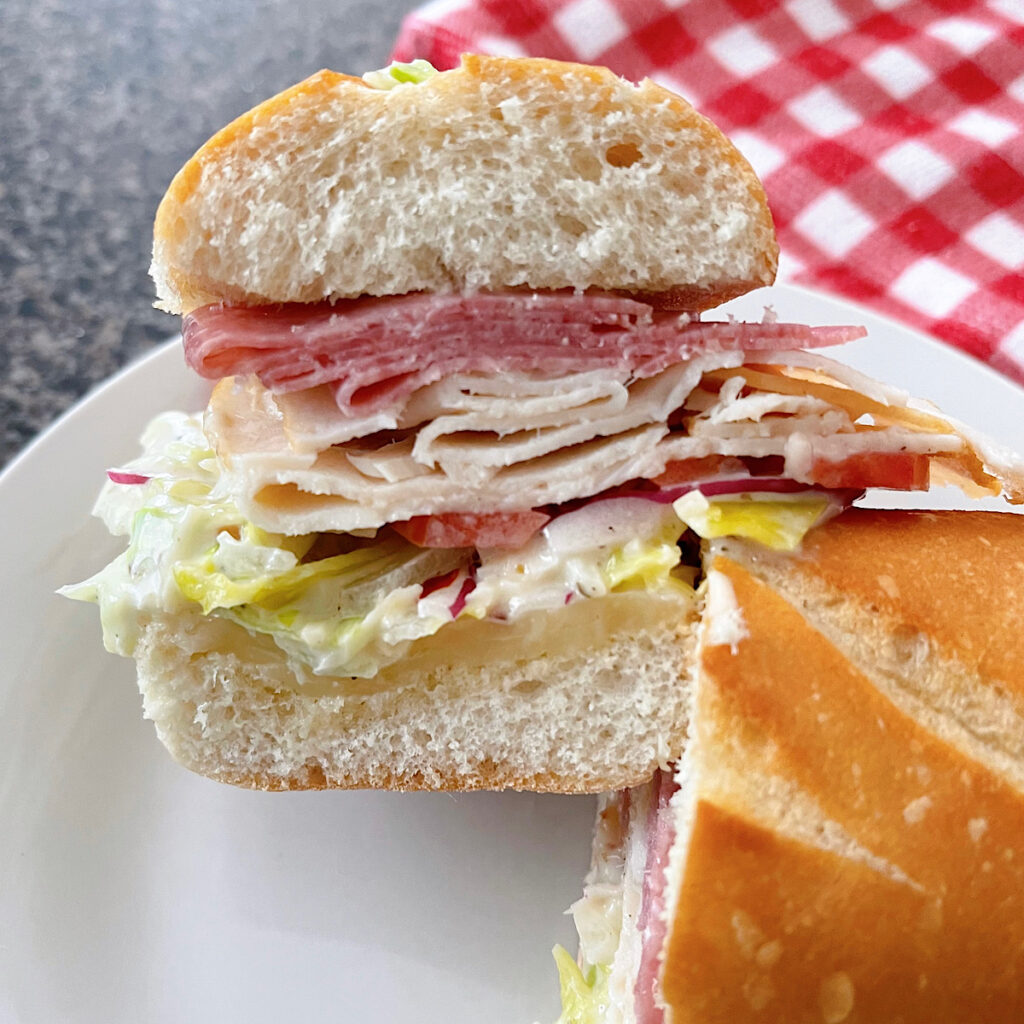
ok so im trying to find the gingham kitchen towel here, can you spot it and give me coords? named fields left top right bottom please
left=393, top=0, right=1024, bottom=384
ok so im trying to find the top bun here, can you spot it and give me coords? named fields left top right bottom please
left=151, top=55, right=778, bottom=314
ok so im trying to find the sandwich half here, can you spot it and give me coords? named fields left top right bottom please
left=559, top=508, right=1024, bottom=1021
left=63, top=56, right=1024, bottom=792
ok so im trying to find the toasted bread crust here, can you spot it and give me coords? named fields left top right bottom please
left=152, top=55, right=777, bottom=313
left=660, top=544, right=1024, bottom=1020
left=776, top=508, right=1024, bottom=689
left=153, top=69, right=364, bottom=313
left=663, top=799, right=937, bottom=1024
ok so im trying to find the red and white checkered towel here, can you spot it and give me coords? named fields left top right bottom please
left=393, top=0, right=1024, bottom=385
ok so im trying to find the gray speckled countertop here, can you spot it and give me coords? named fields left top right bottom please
left=0, top=0, right=421, bottom=467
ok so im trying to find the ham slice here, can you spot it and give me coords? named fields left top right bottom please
left=183, top=292, right=865, bottom=415
left=635, top=769, right=680, bottom=1024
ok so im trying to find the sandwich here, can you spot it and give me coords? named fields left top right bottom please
left=556, top=508, right=1024, bottom=1022
left=62, top=55, right=1024, bottom=792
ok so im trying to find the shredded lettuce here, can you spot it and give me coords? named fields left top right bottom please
left=467, top=499, right=690, bottom=620
left=605, top=535, right=687, bottom=593
left=59, top=413, right=460, bottom=675
left=173, top=531, right=414, bottom=614
left=213, top=550, right=471, bottom=677
left=362, top=59, right=438, bottom=90
left=64, top=413, right=699, bottom=678
left=673, top=490, right=830, bottom=551
left=553, top=946, right=611, bottom=1024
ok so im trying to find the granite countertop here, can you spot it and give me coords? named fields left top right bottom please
left=0, top=0, right=421, bottom=468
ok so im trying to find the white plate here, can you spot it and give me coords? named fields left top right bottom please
left=2, top=285, right=1022, bottom=1024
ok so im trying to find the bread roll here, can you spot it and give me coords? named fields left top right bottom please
left=564, top=509, right=1024, bottom=1021
left=70, top=56, right=784, bottom=793
left=67, top=56, right=1024, bottom=806
left=151, top=55, right=777, bottom=313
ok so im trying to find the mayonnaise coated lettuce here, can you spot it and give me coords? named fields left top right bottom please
left=673, top=489, right=833, bottom=551
left=64, top=412, right=841, bottom=677
left=60, top=413, right=234, bottom=654
left=553, top=946, right=612, bottom=1024
left=62, top=413, right=695, bottom=678
left=362, top=59, right=438, bottom=90
left=466, top=497, right=693, bottom=622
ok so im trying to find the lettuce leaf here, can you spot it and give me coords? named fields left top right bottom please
left=362, top=59, right=438, bottom=89
left=552, top=946, right=611, bottom=1024
left=174, top=531, right=415, bottom=614
left=673, top=491, right=830, bottom=551
left=64, top=413, right=700, bottom=678
left=604, top=536, right=687, bottom=593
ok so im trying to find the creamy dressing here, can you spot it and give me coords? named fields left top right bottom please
left=62, top=413, right=694, bottom=678
left=703, top=568, right=749, bottom=654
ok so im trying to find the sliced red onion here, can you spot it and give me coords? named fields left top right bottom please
left=418, top=566, right=477, bottom=617
left=541, top=497, right=681, bottom=556
left=450, top=574, right=477, bottom=618
left=539, top=480, right=863, bottom=554
left=419, top=568, right=460, bottom=599
left=576, top=478, right=864, bottom=506
left=106, top=470, right=150, bottom=485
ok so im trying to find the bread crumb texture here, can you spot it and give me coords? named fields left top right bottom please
left=902, top=795, right=932, bottom=825
left=133, top=599, right=695, bottom=793
left=152, top=55, right=776, bottom=312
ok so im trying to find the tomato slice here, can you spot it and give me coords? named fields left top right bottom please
left=392, top=510, right=551, bottom=549
left=808, top=452, right=930, bottom=491
left=650, top=455, right=748, bottom=486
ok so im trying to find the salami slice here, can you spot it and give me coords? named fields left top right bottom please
left=184, top=292, right=864, bottom=416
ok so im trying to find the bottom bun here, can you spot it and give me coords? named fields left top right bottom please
left=134, top=590, right=697, bottom=792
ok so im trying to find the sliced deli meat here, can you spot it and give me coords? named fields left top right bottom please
left=204, top=350, right=1020, bottom=534
left=634, top=769, right=679, bottom=1024
left=183, top=292, right=865, bottom=414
